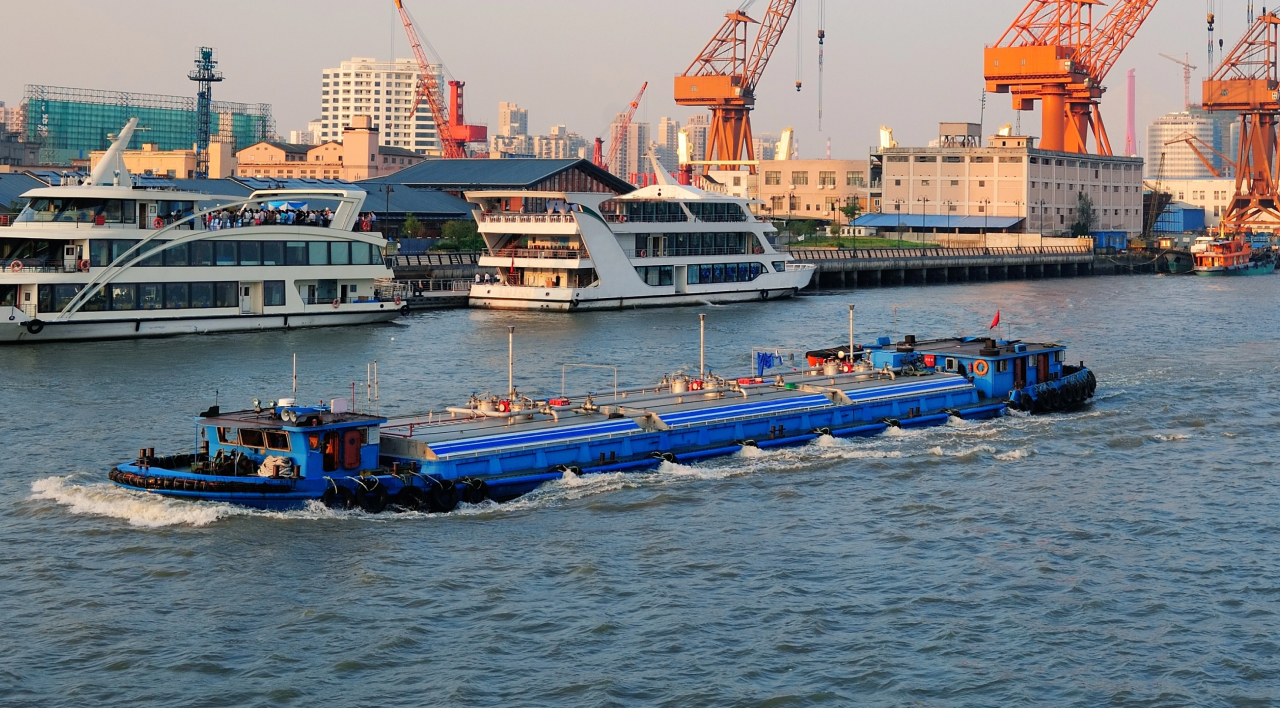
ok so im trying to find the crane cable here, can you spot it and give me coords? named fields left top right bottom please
left=817, top=0, right=825, bottom=130
left=795, top=0, right=804, bottom=92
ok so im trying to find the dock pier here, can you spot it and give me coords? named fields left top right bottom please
left=787, top=246, right=1097, bottom=289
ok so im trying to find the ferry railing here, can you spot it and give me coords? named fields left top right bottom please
left=604, top=213, right=690, bottom=224
left=301, top=296, right=383, bottom=305
left=478, top=213, right=577, bottom=224
left=395, top=278, right=473, bottom=294
left=632, top=247, right=755, bottom=258
left=493, top=247, right=589, bottom=260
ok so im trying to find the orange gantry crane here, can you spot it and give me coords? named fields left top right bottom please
left=984, top=0, right=1160, bottom=155
left=1201, top=11, right=1280, bottom=231
left=675, top=0, right=797, bottom=172
left=395, top=0, right=487, bottom=159
left=593, top=82, right=648, bottom=174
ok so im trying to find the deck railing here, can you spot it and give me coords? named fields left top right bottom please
left=493, top=247, right=588, bottom=260
left=478, top=213, right=577, bottom=224
left=387, top=252, right=481, bottom=268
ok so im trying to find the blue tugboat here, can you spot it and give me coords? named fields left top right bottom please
left=110, top=330, right=1094, bottom=513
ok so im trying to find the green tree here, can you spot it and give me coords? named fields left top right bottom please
left=840, top=200, right=862, bottom=223
left=1072, top=192, right=1096, bottom=237
left=402, top=213, right=424, bottom=238
left=433, top=219, right=484, bottom=251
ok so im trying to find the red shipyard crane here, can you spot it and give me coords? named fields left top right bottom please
left=1201, top=11, right=1280, bottom=232
left=395, top=0, right=487, bottom=158
left=593, top=82, right=648, bottom=174
left=984, top=0, right=1160, bottom=155
left=674, top=0, right=798, bottom=172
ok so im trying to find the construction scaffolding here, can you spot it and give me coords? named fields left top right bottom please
left=21, top=84, right=273, bottom=165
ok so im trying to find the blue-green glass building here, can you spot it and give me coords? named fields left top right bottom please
left=23, top=84, right=274, bottom=164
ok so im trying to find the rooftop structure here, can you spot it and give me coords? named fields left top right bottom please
left=363, top=158, right=634, bottom=196
left=20, top=84, right=272, bottom=165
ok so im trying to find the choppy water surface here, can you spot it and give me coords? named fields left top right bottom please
left=4, top=275, right=1280, bottom=707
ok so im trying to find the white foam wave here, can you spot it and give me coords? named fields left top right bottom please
left=30, top=476, right=246, bottom=528
left=1151, top=433, right=1190, bottom=442
left=995, top=448, right=1034, bottom=461
left=927, top=444, right=998, bottom=458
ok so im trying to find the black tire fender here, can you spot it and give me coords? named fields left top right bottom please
left=25, top=319, right=44, bottom=335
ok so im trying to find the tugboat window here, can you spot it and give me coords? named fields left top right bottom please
left=265, top=431, right=290, bottom=451
left=239, top=429, right=266, bottom=448
left=218, top=427, right=238, bottom=444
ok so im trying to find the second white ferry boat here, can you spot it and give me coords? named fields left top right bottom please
left=0, top=119, right=402, bottom=343
left=465, top=162, right=814, bottom=310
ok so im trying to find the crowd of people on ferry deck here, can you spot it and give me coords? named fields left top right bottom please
left=201, top=207, right=335, bottom=230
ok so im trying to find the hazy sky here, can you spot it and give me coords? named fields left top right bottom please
left=0, top=0, right=1242, bottom=160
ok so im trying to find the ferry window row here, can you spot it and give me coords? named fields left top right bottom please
left=17, top=198, right=198, bottom=226
left=686, top=262, right=768, bottom=285
left=633, top=232, right=758, bottom=257
left=38, top=281, right=286, bottom=312
left=624, top=201, right=688, bottom=222
left=88, top=239, right=382, bottom=268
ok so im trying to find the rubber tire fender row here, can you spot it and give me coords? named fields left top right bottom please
left=355, top=480, right=389, bottom=514
left=458, top=478, right=489, bottom=505
left=394, top=485, right=428, bottom=512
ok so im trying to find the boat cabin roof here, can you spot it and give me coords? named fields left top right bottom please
left=906, top=337, right=1064, bottom=359
left=201, top=407, right=386, bottom=431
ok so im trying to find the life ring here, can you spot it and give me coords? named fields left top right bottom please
left=25, top=319, right=44, bottom=335
left=393, top=295, right=402, bottom=306
left=497, top=399, right=511, bottom=413
left=153, top=217, right=163, bottom=229
left=77, top=259, right=90, bottom=272
left=331, top=299, right=341, bottom=309
left=639, top=249, right=647, bottom=258
left=8, top=260, right=21, bottom=273
left=973, top=359, right=989, bottom=376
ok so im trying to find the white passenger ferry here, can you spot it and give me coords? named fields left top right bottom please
left=465, top=165, right=814, bottom=310
left=0, top=119, right=401, bottom=343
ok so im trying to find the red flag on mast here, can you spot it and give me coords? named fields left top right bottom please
left=989, top=310, right=1001, bottom=329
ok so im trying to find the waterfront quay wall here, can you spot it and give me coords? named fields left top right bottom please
left=787, top=246, right=1098, bottom=289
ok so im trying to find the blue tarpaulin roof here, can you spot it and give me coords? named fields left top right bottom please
left=0, top=172, right=45, bottom=207
left=853, top=214, right=1024, bottom=229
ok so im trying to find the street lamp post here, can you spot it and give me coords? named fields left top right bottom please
left=918, top=196, right=930, bottom=245
left=894, top=199, right=903, bottom=248
left=944, top=200, right=954, bottom=247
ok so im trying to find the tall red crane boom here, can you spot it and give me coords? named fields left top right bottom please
left=675, top=0, right=797, bottom=171
left=601, top=82, right=648, bottom=174
left=394, top=0, right=486, bottom=159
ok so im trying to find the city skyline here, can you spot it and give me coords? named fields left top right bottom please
left=0, top=0, right=1240, bottom=161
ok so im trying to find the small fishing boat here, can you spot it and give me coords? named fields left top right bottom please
left=109, top=322, right=1095, bottom=513
left=1193, top=237, right=1277, bottom=276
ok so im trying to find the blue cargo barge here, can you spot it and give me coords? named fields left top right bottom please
left=109, top=334, right=1094, bottom=513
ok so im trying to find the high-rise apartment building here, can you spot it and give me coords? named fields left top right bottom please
left=498, top=102, right=528, bottom=138
left=319, top=57, right=443, bottom=155
left=684, top=115, right=709, bottom=164
left=1145, top=108, right=1236, bottom=180
left=753, top=133, right=778, bottom=161
left=654, top=117, right=681, bottom=174
left=606, top=113, right=650, bottom=180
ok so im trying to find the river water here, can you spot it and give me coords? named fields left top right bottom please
left=4, top=274, right=1279, bottom=707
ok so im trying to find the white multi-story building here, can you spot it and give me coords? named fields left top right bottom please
left=607, top=116, right=650, bottom=181
left=498, top=102, right=528, bottom=138
left=878, top=126, right=1144, bottom=238
left=1156, top=178, right=1235, bottom=228
left=654, top=117, right=681, bottom=174
left=319, top=57, right=443, bottom=155
left=1145, top=108, right=1236, bottom=180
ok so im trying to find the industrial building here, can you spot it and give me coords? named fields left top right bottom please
left=318, top=57, right=444, bottom=155
left=1155, top=178, right=1235, bottom=228
left=873, top=123, right=1144, bottom=239
left=18, top=84, right=272, bottom=165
